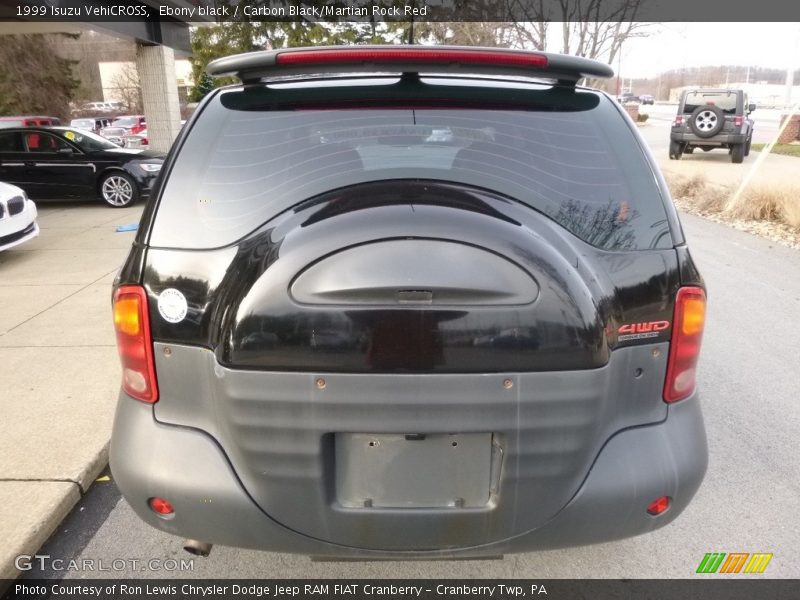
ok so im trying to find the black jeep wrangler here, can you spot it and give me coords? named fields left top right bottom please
left=669, top=89, right=755, bottom=163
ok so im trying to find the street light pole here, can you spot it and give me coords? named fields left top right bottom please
left=786, top=24, right=800, bottom=108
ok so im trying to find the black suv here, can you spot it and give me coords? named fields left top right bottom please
left=669, top=88, right=755, bottom=163
left=110, top=46, right=707, bottom=559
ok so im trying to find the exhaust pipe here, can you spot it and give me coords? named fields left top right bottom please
left=183, top=539, right=213, bottom=557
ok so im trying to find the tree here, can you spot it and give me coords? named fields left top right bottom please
left=109, top=63, right=143, bottom=113
left=0, top=34, right=79, bottom=119
left=189, top=20, right=403, bottom=94
left=414, top=22, right=516, bottom=46
left=509, top=1, right=652, bottom=89
left=190, top=71, right=215, bottom=102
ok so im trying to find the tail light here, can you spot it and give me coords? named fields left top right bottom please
left=276, top=48, right=549, bottom=69
left=673, top=115, right=683, bottom=126
left=663, top=287, right=706, bottom=403
left=734, top=116, right=744, bottom=127
left=113, top=285, right=158, bottom=403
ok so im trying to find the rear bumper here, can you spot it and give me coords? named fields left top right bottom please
left=670, top=130, right=747, bottom=145
left=110, top=390, right=707, bottom=557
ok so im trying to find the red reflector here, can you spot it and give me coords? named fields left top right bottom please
left=647, top=495, right=671, bottom=515
left=663, top=286, right=706, bottom=403
left=113, top=285, right=158, bottom=403
left=148, top=497, right=174, bottom=515
left=276, top=48, right=548, bottom=69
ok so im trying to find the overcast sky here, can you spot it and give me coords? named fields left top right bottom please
left=618, top=23, right=800, bottom=79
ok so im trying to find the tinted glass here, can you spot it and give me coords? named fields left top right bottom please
left=683, top=91, right=738, bottom=113
left=0, top=131, right=23, bottom=151
left=152, top=78, right=669, bottom=250
left=24, top=132, right=70, bottom=152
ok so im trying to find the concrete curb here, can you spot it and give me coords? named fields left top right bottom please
left=0, top=482, right=80, bottom=583
left=0, top=446, right=110, bottom=585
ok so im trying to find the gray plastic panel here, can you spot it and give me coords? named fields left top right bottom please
left=153, top=342, right=670, bottom=551
left=113, top=390, right=706, bottom=557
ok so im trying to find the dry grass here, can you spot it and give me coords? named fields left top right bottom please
left=668, top=173, right=707, bottom=199
left=665, top=173, right=800, bottom=229
left=727, top=186, right=800, bottom=228
left=665, top=173, right=729, bottom=214
left=664, top=173, right=800, bottom=249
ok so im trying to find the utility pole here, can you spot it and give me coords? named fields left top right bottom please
left=786, top=25, right=800, bottom=108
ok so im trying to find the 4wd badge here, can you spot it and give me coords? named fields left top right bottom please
left=618, top=320, right=670, bottom=341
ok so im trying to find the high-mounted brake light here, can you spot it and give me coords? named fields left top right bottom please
left=113, top=285, right=158, bottom=403
left=663, top=286, right=706, bottom=403
left=207, top=45, right=614, bottom=84
left=276, top=48, right=549, bottom=69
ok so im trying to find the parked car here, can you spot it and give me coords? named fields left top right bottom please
left=70, top=117, right=113, bottom=134
left=0, top=126, right=165, bottom=207
left=82, top=101, right=111, bottom=112
left=123, top=128, right=149, bottom=149
left=99, top=126, right=127, bottom=147
left=617, top=92, right=640, bottom=104
left=0, top=116, right=61, bottom=129
left=639, top=94, right=655, bottom=105
left=112, top=115, right=147, bottom=134
left=669, top=88, right=755, bottom=163
left=110, top=46, right=707, bottom=559
left=0, top=181, right=38, bottom=251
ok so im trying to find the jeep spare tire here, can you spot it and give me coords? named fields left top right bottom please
left=689, top=105, right=725, bottom=138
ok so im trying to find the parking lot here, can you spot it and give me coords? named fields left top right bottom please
left=2, top=106, right=800, bottom=580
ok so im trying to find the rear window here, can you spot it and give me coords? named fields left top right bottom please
left=151, top=78, right=670, bottom=250
left=683, top=91, right=738, bottom=114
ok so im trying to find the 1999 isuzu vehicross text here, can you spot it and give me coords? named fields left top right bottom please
left=109, top=46, right=708, bottom=559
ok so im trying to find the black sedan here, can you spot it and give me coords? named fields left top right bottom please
left=0, top=126, right=165, bottom=207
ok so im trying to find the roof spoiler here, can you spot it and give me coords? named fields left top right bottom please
left=207, top=46, right=614, bottom=86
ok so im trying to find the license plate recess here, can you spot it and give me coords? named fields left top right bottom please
left=335, top=432, right=492, bottom=508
